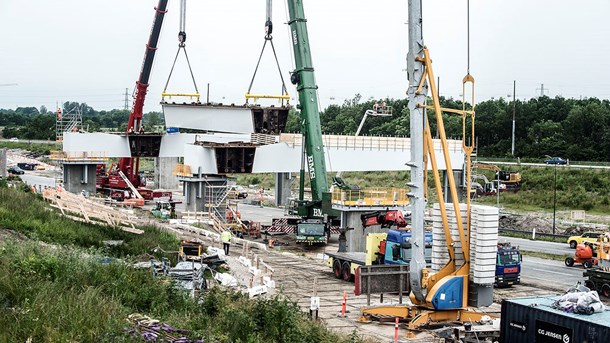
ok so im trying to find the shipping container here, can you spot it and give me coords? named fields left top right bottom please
left=501, top=295, right=610, bottom=343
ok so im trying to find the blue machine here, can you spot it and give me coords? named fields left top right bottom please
left=495, top=242, right=521, bottom=287
left=383, top=229, right=433, bottom=265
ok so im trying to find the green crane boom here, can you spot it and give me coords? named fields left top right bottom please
left=287, top=0, right=329, bottom=207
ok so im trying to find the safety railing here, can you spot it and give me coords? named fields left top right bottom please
left=331, top=187, right=410, bottom=207
left=279, top=133, right=463, bottom=152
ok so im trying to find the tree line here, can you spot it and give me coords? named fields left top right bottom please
left=3, top=96, right=610, bottom=161
left=286, top=95, right=610, bottom=161
left=0, top=102, right=163, bottom=140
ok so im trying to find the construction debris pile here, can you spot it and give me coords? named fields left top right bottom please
left=552, top=285, right=606, bottom=315
left=125, top=313, right=203, bottom=343
left=169, top=261, right=207, bottom=294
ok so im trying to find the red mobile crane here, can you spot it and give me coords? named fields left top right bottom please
left=97, top=0, right=169, bottom=201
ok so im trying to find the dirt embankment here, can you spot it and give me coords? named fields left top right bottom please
left=500, top=211, right=609, bottom=235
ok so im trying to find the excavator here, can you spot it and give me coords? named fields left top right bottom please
left=473, top=162, right=521, bottom=191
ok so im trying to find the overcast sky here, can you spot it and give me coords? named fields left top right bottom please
left=1, top=0, right=609, bottom=112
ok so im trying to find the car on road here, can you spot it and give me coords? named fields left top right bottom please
left=7, top=166, right=25, bottom=175
left=545, top=157, right=567, bottom=165
left=8, top=137, right=19, bottom=142
left=567, top=232, right=604, bottom=249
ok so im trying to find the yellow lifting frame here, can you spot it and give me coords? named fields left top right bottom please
left=161, top=92, right=201, bottom=102
left=244, top=92, right=290, bottom=103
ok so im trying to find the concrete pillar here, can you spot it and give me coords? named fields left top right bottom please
left=443, top=169, right=464, bottom=203
left=62, top=163, right=97, bottom=195
left=181, top=176, right=228, bottom=218
left=343, top=211, right=386, bottom=252
left=154, top=157, right=180, bottom=190
left=0, top=148, right=6, bottom=178
left=183, top=180, right=205, bottom=212
left=274, top=172, right=293, bottom=207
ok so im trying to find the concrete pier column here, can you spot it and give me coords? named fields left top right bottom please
left=0, top=149, right=6, bottom=178
left=343, top=211, right=386, bottom=252
left=181, top=175, right=228, bottom=217
left=62, top=162, right=97, bottom=194
left=154, top=157, right=180, bottom=190
left=442, top=169, right=464, bottom=203
left=274, top=172, right=293, bottom=207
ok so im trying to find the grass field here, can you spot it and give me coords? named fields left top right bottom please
left=0, top=186, right=369, bottom=343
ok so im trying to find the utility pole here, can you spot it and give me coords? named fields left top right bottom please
left=407, top=0, right=427, bottom=303
left=124, top=88, right=129, bottom=110
left=510, top=80, right=517, bottom=157
left=553, top=164, right=557, bottom=235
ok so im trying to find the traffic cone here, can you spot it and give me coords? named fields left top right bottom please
left=394, top=317, right=399, bottom=342
left=340, top=290, right=347, bottom=317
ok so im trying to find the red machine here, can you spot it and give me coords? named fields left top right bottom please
left=97, top=0, right=169, bottom=201
left=361, top=210, right=407, bottom=228
left=565, top=243, right=599, bottom=268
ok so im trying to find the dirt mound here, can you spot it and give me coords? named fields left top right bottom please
left=500, top=214, right=560, bottom=234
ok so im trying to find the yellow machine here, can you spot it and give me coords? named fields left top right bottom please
left=474, top=162, right=522, bottom=191
left=359, top=0, right=497, bottom=333
left=179, top=240, right=204, bottom=261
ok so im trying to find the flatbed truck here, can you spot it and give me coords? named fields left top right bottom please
left=326, top=230, right=432, bottom=281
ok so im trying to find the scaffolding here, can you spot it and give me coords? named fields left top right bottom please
left=55, top=105, right=83, bottom=142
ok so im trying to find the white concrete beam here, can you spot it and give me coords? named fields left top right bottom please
left=162, top=104, right=254, bottom=133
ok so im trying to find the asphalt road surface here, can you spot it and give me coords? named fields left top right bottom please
left=482, top=160, right=610, bottom=170
left=237, top=203, right=286, bottom=225
left=19, top=173, right=57, bottom=189
left=521, top=255, right=585, bottom=290
left=499, top=236, right=572, bottom=256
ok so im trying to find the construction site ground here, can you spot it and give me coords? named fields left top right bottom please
left=6, top=149, right=610, bottom=341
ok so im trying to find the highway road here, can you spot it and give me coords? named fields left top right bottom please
left=521, top=255, right=584, bottom=290
left=19, top=173, right=57, bottom=189
left=480, top=160, right=610, bottom=170
left=499, top=236, right=572, bottom=256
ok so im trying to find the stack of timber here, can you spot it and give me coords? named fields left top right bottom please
left=42, top=188, right=143, bottom=234
left=179, top=211, right=227, bottom=234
